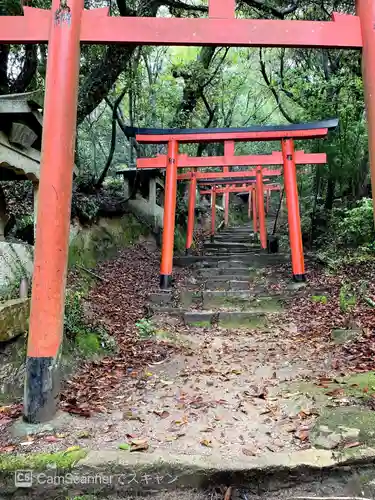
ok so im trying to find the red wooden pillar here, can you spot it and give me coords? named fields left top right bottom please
left=357, top=0, right=375, bottom=221
left=256, top=166, right=267, bottom=249
left=282, top=138, right=305, bottom=281
left=252, top=188, right=258, bottom=234
left=24, top=0, right=84, bottom=423
left=211, top=188, right=217, bottom=240
left=160, top=139, right=178, bottom=290
left=223, top=140, right=234, bottom=226
left=185, top=171, right=197, bottom=254
left=248, top=188, right=252, bottom=219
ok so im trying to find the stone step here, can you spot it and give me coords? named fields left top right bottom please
left=183, top=310, right=268, bottom=328
left=204, top=242, right=258, bottom=250
left=175, top=253, right=289, bottom=266
left=202, top=290, right=285, bottom=311
left=195, top=267, right=255, bottom=278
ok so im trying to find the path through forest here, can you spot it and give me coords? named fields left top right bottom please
left=2, top=220, right=375, bottom=496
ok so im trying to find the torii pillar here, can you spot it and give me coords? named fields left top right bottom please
left=282, top=138, right=305, bottom=281
left=185, top=170, right=197, bottom=254
left=223, top=141, right=234, bottom=226
left=24, top=0, right=83, bottom=422
left=357, top=0, right=375, bottom=220
left=256, top=166, right=267, bottom=249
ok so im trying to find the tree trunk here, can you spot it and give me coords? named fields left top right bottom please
left=325, top=177, right=336, bottom=210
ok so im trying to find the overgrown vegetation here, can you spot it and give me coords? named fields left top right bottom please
left=64, top=290, right=117, bottom=358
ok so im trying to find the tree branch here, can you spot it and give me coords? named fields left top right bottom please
left=241, top=0, right=298, bottom=19
left=163, top=0, right=207, bottom=13
left=10, top=45, right=38, bottom=93
left=95, top=87, right=127, bottom=189
left=259, top=48, right=295, bottom=123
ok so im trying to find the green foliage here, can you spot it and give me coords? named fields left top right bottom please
left=339, top=283, right=357, bottom=313
left=135, top=318, right=156, bottom=339
left=174, top=225, right=186, bottom=253
left=311, top=295, right=328, bottom=305
left=64, top=291, right=116, bottom=357
left=330, top=199, right=375, bottom=248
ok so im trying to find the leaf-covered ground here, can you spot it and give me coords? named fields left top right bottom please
left=1, top=243, right=375, bottom=458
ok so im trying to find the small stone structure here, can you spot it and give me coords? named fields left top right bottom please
left=116, top=167, right=165, bottom=230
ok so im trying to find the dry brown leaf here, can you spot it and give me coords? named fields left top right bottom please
left=242, top=447, right=256, bottom=456
left=130, top=438, right=149, bottom=452
left=200, top=438, right=212, bottom=447
left=224, top=486, right=232, bottom=500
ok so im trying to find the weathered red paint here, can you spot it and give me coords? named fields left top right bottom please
left=0, top=8, right=361, bottom=48
left=357, top=0, right=375, bottom=220
left=248, top=189, right=253, bottom=219
left=223, top=141, right=234, bottom=227
left=199, top=178, right=271, bottom=186
left=200, top=183, right=281, bottom=195
left=209, top=0, right=235, bottom=18
left=178, top=170, right=280, bottom=181
left=138, top=151, right=326, bottom=170
left=185, top=171, right=197, bottom=252
left=282, top=139, right=305, bottom=281
left=256, top=167, right=267, bottom=249
left=160, top=140, right=178, bottom=289
left=27, top=0, right=83, bottom=359
left=211, top=188, right=217, bottom=238
left=252, top=189, right=258, bottom=234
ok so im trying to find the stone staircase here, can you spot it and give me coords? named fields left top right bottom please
left=149, top=220, right=319, bottom=329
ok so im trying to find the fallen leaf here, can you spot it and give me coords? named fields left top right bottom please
left=325, top=388, right=345, bottom=397
left=130, top=438, right=149, bottom=452
left=77, top=430, right=91, bottom=439
left=343, top=441, right=361, bottom=449
left=44, top=436, right=59, bottom=443
left=0, top=445, right=15, bottom=452
left=242, top=447, right=256, bottom=456
left=118, top=443, right=131, bottom=451
left=294, top=429, right=309, bottom=442
left=64, top=446, right=81, bottom=454
left=224, top=486, right=232, bottom=500
left=200, top=439, right=212, bottom=447
left=153, top=410, right=170, bottom=419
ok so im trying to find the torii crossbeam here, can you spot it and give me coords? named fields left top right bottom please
left=3, top=0, right=373, bottom=424
left=136, top=150, right=327, bottom=170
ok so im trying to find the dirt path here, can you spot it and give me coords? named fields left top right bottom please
left=2, top=223, right=375, bottom=462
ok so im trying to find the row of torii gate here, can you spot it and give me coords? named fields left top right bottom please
left=2, top=0, right=374, bottom=422
left=136, top=129, right=333, bottom=287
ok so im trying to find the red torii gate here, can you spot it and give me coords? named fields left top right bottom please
left=137, top=150, right=326, bottom=255
left=2, top=0, right=372, bottom=422
left=201, top=178, right=280, bottom=248
left=136, top=124, right=333, bottom=289
left=199, top=178, right=272, bottom=246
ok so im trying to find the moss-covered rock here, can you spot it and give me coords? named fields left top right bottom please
left=0, top=297, right=29, bottom=342
left=68, top=214, right=149, bottom=269
left=311, top=407, right=375, bottom=448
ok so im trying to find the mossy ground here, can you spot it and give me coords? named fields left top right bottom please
left=0, top=448, right=87, bottom=471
